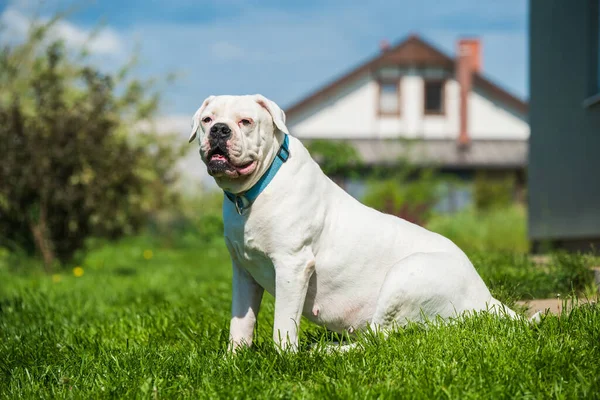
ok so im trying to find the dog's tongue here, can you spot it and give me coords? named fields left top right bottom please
left=211, top=154, right=228, bottom=161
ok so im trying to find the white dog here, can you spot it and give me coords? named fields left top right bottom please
left=189, top=94, right=518, bottom=352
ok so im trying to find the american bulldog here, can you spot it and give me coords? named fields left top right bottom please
left=189, top=94, right=520, bottom=352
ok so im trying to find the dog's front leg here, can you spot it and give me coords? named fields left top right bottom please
left=273, top=257, right=315, bottom=352
left=229, top=261, right=264, bottom=353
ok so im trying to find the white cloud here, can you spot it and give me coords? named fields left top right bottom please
left=0, top=7, right=123, bottom=56
left=136, top=114, right=192, bottom=139
left=0, top=7, right=32, bottom=41
left=209, top=41, right=246, bottom=61
left=54, top=19, right=122, bottom=55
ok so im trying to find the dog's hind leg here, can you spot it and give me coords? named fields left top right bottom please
left=485, top=297, right=518, bottom=318
left=367, top=252, right=500, bottom=335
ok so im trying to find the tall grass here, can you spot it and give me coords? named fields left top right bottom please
left=425, top=205, right=596, bottom=300
left=426, top=205, right=528, bottom=253
left=472, top=252, right=596, bottom=301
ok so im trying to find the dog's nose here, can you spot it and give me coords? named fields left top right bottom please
left=210, top=123, right=232, bottom=140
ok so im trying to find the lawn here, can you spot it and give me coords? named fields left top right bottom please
left=1, top=235, right=599, bottom=398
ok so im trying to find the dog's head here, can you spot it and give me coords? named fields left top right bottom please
left=189, top=94, right=289, bottom=193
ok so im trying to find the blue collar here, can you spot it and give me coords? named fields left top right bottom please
left=224, top=134, right=290, bottom=215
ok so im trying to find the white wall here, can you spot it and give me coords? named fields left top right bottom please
left=469, top=87, right=529, bottom=139
left=288, top=76, right=379, bottom=138
left=287, top=70, right=529, bottom=141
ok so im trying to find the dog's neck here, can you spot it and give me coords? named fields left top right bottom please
left=222, top=131, right=289, bottom=215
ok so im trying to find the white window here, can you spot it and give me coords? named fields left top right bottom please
left=378, top=80, right=400, bottom=115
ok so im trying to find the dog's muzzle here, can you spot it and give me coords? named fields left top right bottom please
left=206, top=123, right=235, bottom=176
left=203, top=122, right=257, bottom=178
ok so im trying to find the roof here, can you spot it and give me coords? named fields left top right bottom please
left=300, top=138, right=528, bottom=169
left=285, top=35, right=528, bottom=118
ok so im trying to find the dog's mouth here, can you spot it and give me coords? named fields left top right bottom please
left=206, top=146, right=257, bottom=177
left=208, top=146, right=229, bottom=163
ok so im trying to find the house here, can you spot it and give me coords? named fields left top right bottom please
left=528, top=0, right=600, bottom=251
left=285, top=35, right=529, bottom=209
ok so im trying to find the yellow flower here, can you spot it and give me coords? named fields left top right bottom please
left=73, top=266, right=84, bottom=277
left=51, top=274, right=61, bottom=283
left=143, top=249, right=153, bottom=260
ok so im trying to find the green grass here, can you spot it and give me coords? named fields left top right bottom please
left=427, top=205, right=529, bottom=253
left=1, top=236, right=599, bottom=398
left=473, top=252, right=596, bottom=301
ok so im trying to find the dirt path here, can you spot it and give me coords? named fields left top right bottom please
left=517, top=298, right=596, bottom=317
left=516, top=266, right=599, bottom=317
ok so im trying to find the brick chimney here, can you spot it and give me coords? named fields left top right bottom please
left=456, top=38, right=481, bottom=148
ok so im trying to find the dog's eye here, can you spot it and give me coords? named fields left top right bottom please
left=202, top=117, right=212, bottom=124
left=239, top=119, right=252, bottom=126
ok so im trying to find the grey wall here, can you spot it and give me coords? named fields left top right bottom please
left=529, top=0, right=600, bottom=244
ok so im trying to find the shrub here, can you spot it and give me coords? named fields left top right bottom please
left=0, top=18, right=182, bottom=269
left=474, top=171, right=516, bottom=211
left=362, top=168, right=442, bottom=225
left=305, top=139, right=362, bottom=178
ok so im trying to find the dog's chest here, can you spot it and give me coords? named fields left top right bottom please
left=224, top=221, right=276, bottom=294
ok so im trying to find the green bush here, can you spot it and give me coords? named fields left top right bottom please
left=474, top=171, right=516, bottom=211
left=305, top=139, right=361, bottom=177
left=551, top=251, right=596, bottom=293
left=0, top=18, right=182, bottom=269
left=362, top=169, right=443, bottom=225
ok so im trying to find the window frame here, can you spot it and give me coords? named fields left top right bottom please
left=423, top=79, right=447, bottom=116
left=377, top=78, right=402, bottom=117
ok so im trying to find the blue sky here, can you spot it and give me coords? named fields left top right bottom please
left=1, top=0, right=528, bottom=118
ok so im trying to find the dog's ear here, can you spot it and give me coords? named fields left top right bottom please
left=254, top=94, right=289, bottom=135
left=189, top=95, right=216, bottom=143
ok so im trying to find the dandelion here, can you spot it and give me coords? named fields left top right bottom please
left=52, top=274, right=61, bottom=283
left=143, top=249, right=153, bottom=260
left=73, top=266, right=84, bottom=277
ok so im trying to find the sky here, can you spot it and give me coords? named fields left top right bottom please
left=0, top=0, right=529, bottom=122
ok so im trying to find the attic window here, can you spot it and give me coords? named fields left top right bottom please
left=378, top=80, right=401, bottom=116
left=424, top=80, right=445, bottom=115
